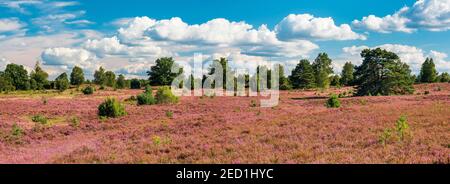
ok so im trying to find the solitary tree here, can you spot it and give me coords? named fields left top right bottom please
left=419, top=58, right=438, bottom=83
left=147, top=57, right=182, bottom=86
left=30, top=61, right=49, bottom=90
left=70, top=66, right=84, bottom=86
left=55, top=72, right=69, bottom=91
left=312, top=53, right=333, bottom=89
left=4, top=63, right=30, bottom=90
left=340, top=62, right=355, bottom=86
left=289, top=59, right=316, bottom=89
left=354, top=48, right=415, bottom=96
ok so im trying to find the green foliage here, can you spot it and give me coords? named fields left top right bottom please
left=208, top=57, right=231, bottom=90
left=7, top=123, right=24, bottom=143
left=116, top=74, right=127, bottom=89
left=155, top=86, right=179, bottom=104
left=395, top=115, right=410, bottom=141
left=165, top=110, right=173, bottom=118
left=70, top=66, right=84, bottom=86
left=340, top=62, right=355, bottom=86
left=98, top=98, right=126, bottom=118
left=354, top=48, right=415, bottom=96
left=32, top=115, right=48, bottom=125
left=30, top=61, right=49, bottom=90
left=312, top=53, right=333, bottom=89
left=93, top=67, right=106, bottom=85
left=289, top=59, right=316, bottom=89
left=419, top=58, right=438, bottom=83
left=104, top=71, right=116, bottom=87
left=326, top=94, right=341, bottom=108
left=147, top=57, right=182, bottom=86
left=379, top=128, right=393, bottom=146
left=329, top=75, right=341, bottom=87
left=436, top=72, right=450, bottom=82
left=54, top=72, right=70, bottom=91
left=0, top=71, right=15, bottom=92
left=130, top=79, right=141, bottom=89
left=70, top=117, right=80, bottom=127
left=137, top=92, right=156, bottom=105
left=4, top=63, right=30, bottom=90
left=152, top=135, right=161, bottom=146
left=82, top=86, right=95, bottom=95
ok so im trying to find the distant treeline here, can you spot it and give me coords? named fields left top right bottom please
left=1, top=48, right=449, bottom=96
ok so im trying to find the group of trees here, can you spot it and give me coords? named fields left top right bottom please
left=1, top=48, right=449, bottom=96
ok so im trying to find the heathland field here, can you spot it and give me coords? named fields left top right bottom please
left=0, top=83, right=448, bottom=164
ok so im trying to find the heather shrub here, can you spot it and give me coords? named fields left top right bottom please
left=155, top=86, right=179, bottom=104
left=98, top=98, right=126, bottom=118
left=326, top=94, right=341, bottom=108
left=82, top=86, right=95, bottom=95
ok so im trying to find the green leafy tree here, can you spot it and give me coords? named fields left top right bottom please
left=147, top=57, right=182, bottom=86
left=94, top=66, right=106, bottom=85
left=312, top=53, right=333, bottom=89
left=340, top=62, right=355, bottom=86
left=0, top=71, right=15, bottom=91
left=419, top=58, right=438, bottom=83
left=116, top=74, right=127, bottom=89
left=104, top=71, right=116, bottom=87
left=330, top=75, right=341, bottom=87
left=4, top=63, right=30, bottom=90
left=289, top=59, right=316, bottom=89
left=30, top=61, right=49, bottom=90
left=354, top=48, right=415, bottom=96
left=70, top=66, right=84, bottom=86
left=130, top=79, right=141, bottom=89
left=54, top=72, right=69, bottom=91
left=436, top=72, right=450, bottom=82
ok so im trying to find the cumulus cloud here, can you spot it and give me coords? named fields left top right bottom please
left=275, top=14, right=366, bottom=41
left=41, top=47, right=99, bottom=72
left=353, top=0, right=450, bottom=33
left=340, top=44, right=450, bottom=74
left=0, top=18, right=26, bottom=33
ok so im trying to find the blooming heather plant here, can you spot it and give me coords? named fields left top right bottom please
left=98, top=98, right=126, bottom=118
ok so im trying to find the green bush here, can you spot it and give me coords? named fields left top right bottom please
left=155, top=86, right=179, bottom=104
left=98, top=98, right=126, bottom=118
left=31, top=115, right=48, bottom=125
left=137, top=92, right=156, bottom=105
left=165, top=110, right=173, bottom=118
left=326, top=94, right=341, bottom=108
left=82, top=86, right=95, bottom=95
left=130, top=79, right=141, bottom=89
left=395, top=115, right=410, bottom=141
left=70, top=117, right=80, bottom=127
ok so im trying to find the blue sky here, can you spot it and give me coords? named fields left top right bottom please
left=0, top=0, right=449, bottom=79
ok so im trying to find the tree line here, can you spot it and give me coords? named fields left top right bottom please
left=1, top=48, right=449, bottom=96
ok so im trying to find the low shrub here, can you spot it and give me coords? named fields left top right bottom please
left=165, top=110, right=173, bottom=118
left=137, top=92, right=156, bottom=105
left=70, top=117, right=80, bottom=127
left=31, top=115, right=48, bottom=125
left=98, top=98, right=126, bottom=118
left=82, top=86, right=95, bottom=95
left=395, top=115, right=410, bottom=141
left=379, top=128, right=393, bottom=146
left=155, top=86, right=179, bottom=104
left=130, top=79, right=141, bottom=89
left=326, top=94, right=341, bottom=108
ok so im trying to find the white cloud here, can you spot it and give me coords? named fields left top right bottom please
left=41, top=47, right=99, bottom=72
left=353, top=0, right=450, bottom=33
left=275, top=14, right=366, bottom=41
left=341, top=44, right=450, bottom=74
left=0, top=18, right=26, bottom=33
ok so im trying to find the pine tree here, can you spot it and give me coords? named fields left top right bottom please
left=354, top=48, right=415, bottom=96
left=340, top=62, right=354, bottom=86
left=419, top=58, right=438, bottom=83
left=30, top=61, right=49, bottom=90
left=289, top=59, right=316, bottom=89
left=312, top=53, right=333, bottom=89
